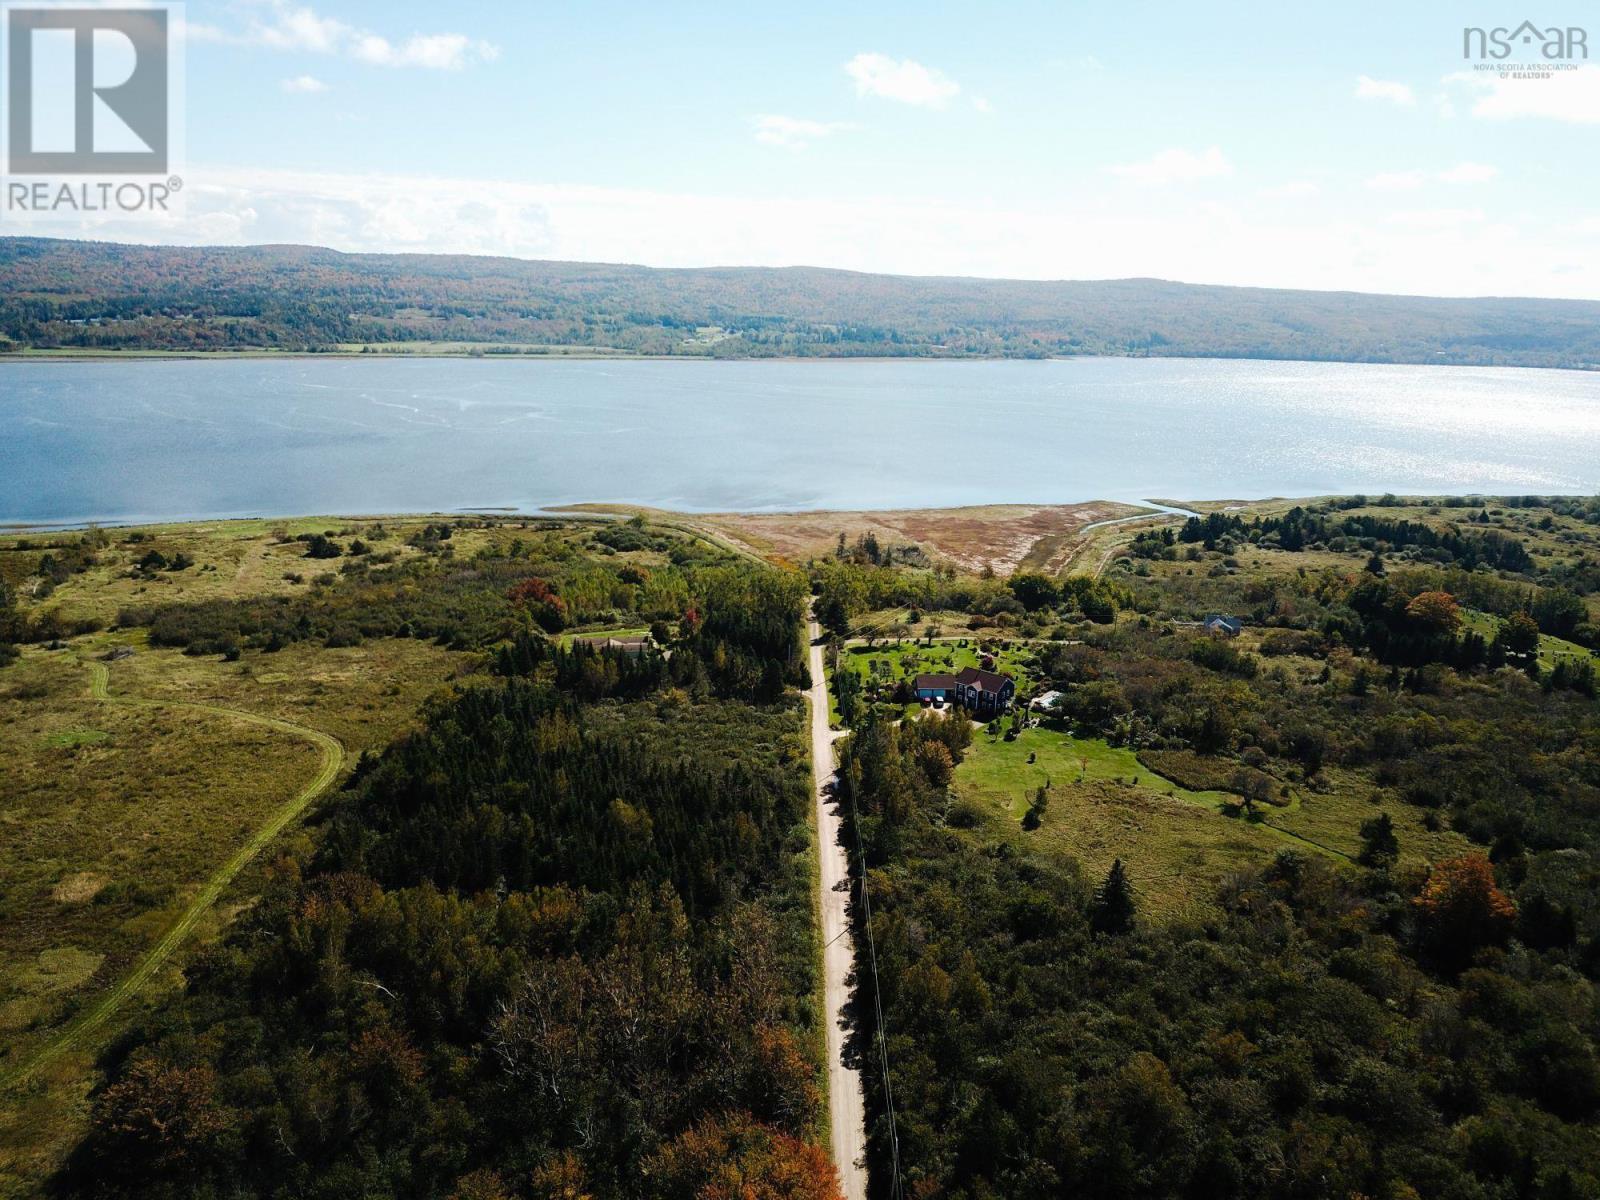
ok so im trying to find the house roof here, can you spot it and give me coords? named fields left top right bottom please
left=575, top=634, right=651, bottom=650
left=914, top=673, right=958, bottom=690
left=1203, top=614, right=1242, bottom=632
left=956, top=666, right=1012, bottom=692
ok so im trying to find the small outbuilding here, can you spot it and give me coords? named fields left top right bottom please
left=1203, top=614, right=1243, bottom=637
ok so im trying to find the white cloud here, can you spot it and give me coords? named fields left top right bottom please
left=281, top=74, right=329, bottom=94
left=1385, top=208, right=1487, bottom=230
left=845, top=53, right=960, bottom=108
left=256, top=6, right=347, bottom=54
left=1106, top=146, right=1231, bottom=185
left=1354, top=75, right=1415, bottom=105
left=1367, top=163, right=1498, bottom=191
left=752, top=114, right=852, bottom=150
left=1446, top=64, right=1600, bottom=123
left=176, top=19, right=233, bottom=45
left=1259, top=180, right=1319, bottom=199
left=972, top=96, right=993, bottom=114
left=1366, top=170, right=1426, bottom=191
left=353, top=33, right=498, bottom=70
left=186, top=3, right=497, bottom=70
left=25, top=165, right=1600, bottom=300
left=1438, top=161, right=1498, bottom=184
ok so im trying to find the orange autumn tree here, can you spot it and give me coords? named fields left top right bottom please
left=1413, top=853, right=1516, bottom=969
left=644, top=1113, right=842, bottom=1200
left=1404, top=590, right=1461, bottom=635
left=91, top=1053, right=233, bottom=1175
left=507, top=576, right=568, bottom=633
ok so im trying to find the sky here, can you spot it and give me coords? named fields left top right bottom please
left=16, top=0, right=1600, bottom=297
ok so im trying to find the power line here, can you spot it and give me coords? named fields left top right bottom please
left=847, top=782, right=906, bottom=1200
left=815, top=608, right=906, bottom=1200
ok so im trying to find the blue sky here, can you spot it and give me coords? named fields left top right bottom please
left=38, top=0, right=1600, bottom=296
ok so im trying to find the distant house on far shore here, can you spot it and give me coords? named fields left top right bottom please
left=1203, top=614, right=1243, bottom=637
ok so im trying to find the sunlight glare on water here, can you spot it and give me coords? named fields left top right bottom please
left=2, top=356, right=1598, bottom=525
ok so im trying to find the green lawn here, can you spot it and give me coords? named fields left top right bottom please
left=951, top=724, right=1473, bottom=915
left=1461, top=609, right=1595, bottom=672
left=837, top=638, right=1035, bottom=689
left=951, top=726, right=1349, bottom=911
left=956, top=725, right=1236, bottom=817
left=950, top=726, right=1278, bottom=916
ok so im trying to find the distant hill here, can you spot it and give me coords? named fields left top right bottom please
left=2, top=236, right=1598, bottom=367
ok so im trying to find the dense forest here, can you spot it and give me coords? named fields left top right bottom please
left=3, top=237, right=1600, bottom=366
left=58, top=681, right=833, bottom=1199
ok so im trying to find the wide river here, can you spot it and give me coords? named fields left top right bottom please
left=3, top=356, right=1599, bottom=526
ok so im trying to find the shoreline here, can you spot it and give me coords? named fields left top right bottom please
left=1, top=348, right=1596, bottom=372
left=0, top=492, right=1574, bottom=539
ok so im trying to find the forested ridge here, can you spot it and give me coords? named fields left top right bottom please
left=4, top=237, right=1600, bottom=366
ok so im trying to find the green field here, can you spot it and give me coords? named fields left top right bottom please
left=949, top=722, right=1472, bottom=915
left=1460, top=607, right=1595, bottom=672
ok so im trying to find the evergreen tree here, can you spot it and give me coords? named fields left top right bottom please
left=1089, top=858, right=1136, bottom=935
left=818, top=594, right=850, bottom=638
left=835, top=667, right=863, bottom=726
left=1357, top=812, right=1399, bottom=868
left=1022, top=784, right=1050, bottom=831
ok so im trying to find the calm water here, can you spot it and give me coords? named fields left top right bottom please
left=3, top=356, right=1599, bottom=526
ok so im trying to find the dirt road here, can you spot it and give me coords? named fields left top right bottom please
left=808, top=619, right=867, bottom=1200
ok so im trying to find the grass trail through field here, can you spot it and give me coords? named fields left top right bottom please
left=0, top=660, right=345, bottom=1092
